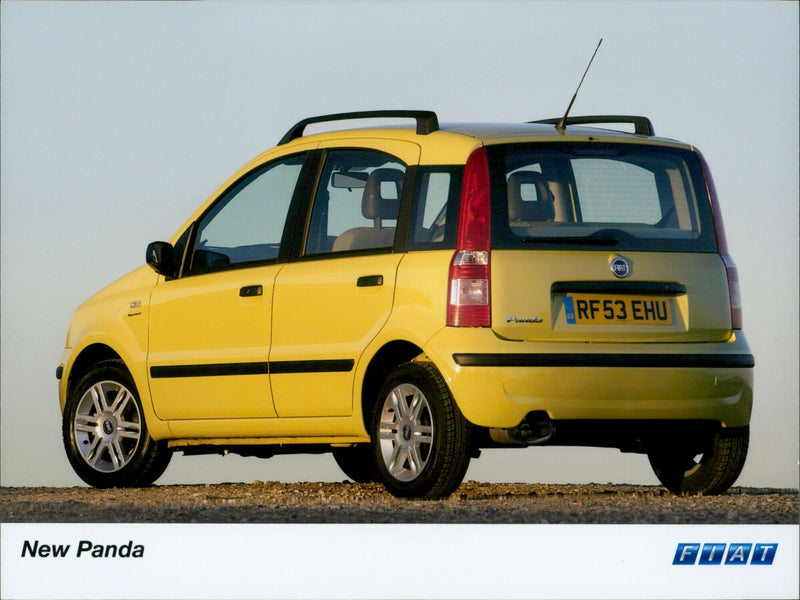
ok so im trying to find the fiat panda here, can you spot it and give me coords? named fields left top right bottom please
left=58, top=110, right=753, bottom=498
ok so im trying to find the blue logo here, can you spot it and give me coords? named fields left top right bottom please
left=673, top=543, right=778, bottom=566
left=610, top=257, right=630, bottom=279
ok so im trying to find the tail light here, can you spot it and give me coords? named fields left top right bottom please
left=447, top=147, right=491, bottom=327
left=696, top=150, right=743, bottom=329
left=720, top=254, right=743, bottom=330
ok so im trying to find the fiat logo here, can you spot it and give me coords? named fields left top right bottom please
left=610, top=257, right=630, bottom=278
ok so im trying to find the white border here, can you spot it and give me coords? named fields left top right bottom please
left=2, top=523, right=798, bottom=599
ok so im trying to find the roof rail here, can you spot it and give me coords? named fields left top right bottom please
left=532, top=115, right=655, bottom=137
left=279, top=110, right=440, bottom=145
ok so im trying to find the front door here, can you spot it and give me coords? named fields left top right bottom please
left=147, top=153, right=306, bottom=420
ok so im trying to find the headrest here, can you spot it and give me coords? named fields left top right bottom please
left=362, top=168, right=404, bottom=220
left=507, top=172, right=555, bottom=222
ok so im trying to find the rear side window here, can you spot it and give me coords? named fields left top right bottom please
left=408, top=166, right=461, bottom=250
left=489, top=143, right=717, bottom=252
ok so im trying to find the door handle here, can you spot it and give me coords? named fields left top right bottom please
left=239, top=285, right=263, bottom=297
left=356, top=275, right=384, bottom=287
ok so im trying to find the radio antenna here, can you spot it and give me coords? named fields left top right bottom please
left=556, top=38, right=603, bottom=134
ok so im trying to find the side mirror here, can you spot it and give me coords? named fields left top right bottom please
left=146, top=241, right=176, bottom=278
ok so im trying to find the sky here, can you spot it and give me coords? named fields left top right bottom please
left=1, top=0, right=798, bottom=490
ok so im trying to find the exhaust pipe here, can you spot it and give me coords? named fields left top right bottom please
left=489, top=411, right=555, bottom=445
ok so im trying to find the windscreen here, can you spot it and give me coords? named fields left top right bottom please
left=488, top=142, right=717, bottom=252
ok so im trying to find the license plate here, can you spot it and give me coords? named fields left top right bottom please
left=564, top=294, right=672, bottom=325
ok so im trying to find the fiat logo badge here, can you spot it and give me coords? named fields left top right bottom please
left=610, top=257, right=630, bottom=279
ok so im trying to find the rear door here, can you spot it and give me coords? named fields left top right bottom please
left=270, top=140, right=419, bottom=418
left=487, top=141, right=732, bottom=344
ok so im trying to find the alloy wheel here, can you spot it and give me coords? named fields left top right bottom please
left=378, top=383, right=434, bottom=482
left=73, top=380, right=142, bottom=473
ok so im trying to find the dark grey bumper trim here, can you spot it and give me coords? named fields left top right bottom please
left=452, top=353, right=755, bottom=369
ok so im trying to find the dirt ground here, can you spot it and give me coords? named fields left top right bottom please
left=2, top=481, right=797, bottom=524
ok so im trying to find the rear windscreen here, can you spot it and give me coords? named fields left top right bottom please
left=487, top=142, right=717, bottom=252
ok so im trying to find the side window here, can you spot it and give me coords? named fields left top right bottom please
left=187, top=154, right=305, bottom=274
left=305, top=150, right=405, bottom=255
left=409, top=167, right=460, bottom=248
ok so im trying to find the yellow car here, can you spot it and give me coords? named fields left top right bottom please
left=58, top=111, right=753, bottom=498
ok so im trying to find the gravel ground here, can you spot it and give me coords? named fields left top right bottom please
left=2, top=481, right=797, bottom=524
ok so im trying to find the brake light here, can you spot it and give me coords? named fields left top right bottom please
left=721, top=254, right=743, bottom=329
left=696, top=150, right=743, bottom=329
left=448, top=147, right=491, bottom=327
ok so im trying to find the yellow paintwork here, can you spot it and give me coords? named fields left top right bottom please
left=165, top=415, right=370, bottom=442
left=147, top=265, right=281, bottom=420
left=422, top=327, right=753, bottom=429
left=270, top=253, right=403, bottom=417
left=316, top=136, right=422, bottom=161
left=58, top=265, right=171, bottom=440
left=490, top=251, right=732, bottom=343
left=58, top=120, right=752, bottom=451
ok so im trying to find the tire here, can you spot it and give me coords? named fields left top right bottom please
left=62, top=360, right=172, bottom=488
left=332, top=444, right=380, bottom=483
left=648, top=426, right=749, bottom=495
left=371, top=361, right=471, bottom=499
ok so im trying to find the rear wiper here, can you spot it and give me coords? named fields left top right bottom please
left=521, top=235, right=621, bottom=246
left=521, top=228, right=631, bottom=246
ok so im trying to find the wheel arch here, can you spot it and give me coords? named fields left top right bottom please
left=66, top=343, right=124, bottom=401
left=61, top=356, right=173, bottom=488
left=360, top=340, right=424, bottom=431
left=63, top=341, right=170, bottom=439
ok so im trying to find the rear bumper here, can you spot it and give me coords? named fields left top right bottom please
left=452, top=352, right=754, bottom=369
left=423, top=329, right=753, bottom=429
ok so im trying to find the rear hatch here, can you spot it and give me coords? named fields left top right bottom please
left=485, top=140, right=735, bottom=343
